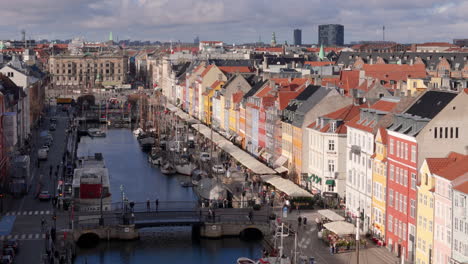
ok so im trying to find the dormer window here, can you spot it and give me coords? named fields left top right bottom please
left=331, top=122, right=337, bottom=133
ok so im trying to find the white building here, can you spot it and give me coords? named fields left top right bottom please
left=345, top=97, right=400, bottom=233
left=306, top=104, right=363, bottom=200
left=452, top=180, right=468, bottom=264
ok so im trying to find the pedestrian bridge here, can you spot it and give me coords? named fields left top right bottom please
left=70, top=201, right=272, bottom=245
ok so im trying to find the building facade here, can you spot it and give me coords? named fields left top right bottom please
left=48, top=53, right=128, bottom=93
left=294, top=29, right=302, bottom=46
left=318, top=24, right=344, bottom=46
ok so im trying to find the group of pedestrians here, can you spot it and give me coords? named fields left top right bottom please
left=146, top=198, right=159, bottom=211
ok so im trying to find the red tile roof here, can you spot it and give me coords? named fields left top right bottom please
left=306, top=47, right=344, bottom=53
left=338, top=70, right=360, bottom=95
left=305, top=61, right=335, bottom=67
left=418, top=42, right=458, bottom=47
left=426, top=157, right=458, bottom=174
left=218, top=66, right=253, bottom=74
left=453, top=181, right=468, bottom=194
left=378, top=127, right=388, bottom=144
left=434, top=154, right=468, bottom=181
left=254, top=47, right=283, bottom=53
left=201, top=65, right=215, bottom=77
left=210, top=80, right=222, bottom=89
left=362, top=64, right=427, bottom=84
left=232, top=92, right=243, bottom=104
left=309, top=104, right=365, bottom=134
left=369, top=98, right=399, bottom=112
left=271, top=78, right=308, bottom=91
left=278, top=91, right=302, bottom=110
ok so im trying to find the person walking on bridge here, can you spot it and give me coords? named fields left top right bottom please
left=146, top=199, right=150, bottom=211
left=155, top=199, right=159, bottom=212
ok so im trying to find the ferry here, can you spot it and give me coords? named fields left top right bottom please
left=72, top=153, right=112, bottom=212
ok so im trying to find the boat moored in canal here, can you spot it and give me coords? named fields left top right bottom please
left=88, top=128, right=106, bottom=138
left=160, top=162, right=176, bottom=175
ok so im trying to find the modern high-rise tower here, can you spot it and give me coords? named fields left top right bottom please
left=318, top=24, right=344, bottom=46
left=293, top=29, right=302, bottom=46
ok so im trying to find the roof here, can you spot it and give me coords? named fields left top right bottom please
left=417, top=42, right=458, bottom=47
left=308, top=104, right=364, bottom=134
left=210, top=80, right=222, bottom=89
left=304, top=61, right=335, bottom=67
left=200, top=65, right=215, bottom=77
left=405, top=91, right=457, bottom=119
left=218, top=66, right=253, bottom=74
left=369, top=97, right=400, bottom=112
left=363, top=64, right=427, bottom=83
left=338, top=70, right=360, bottom=94
left=453, top=181, right=468, bottom=194
left=378, top=127, right=388, bottom=144
left=434, top=154, right=468, bottom=181
left=232, top=92, right=244, bottom=104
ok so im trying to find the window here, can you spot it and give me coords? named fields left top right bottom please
left=445, top=127, right=448, bottom=138
left=390, top=139, right=394, bottom=154
left=456, top=127, right=459, bottom=138
left=430, top=197, right=433, bottom=209
left=389, top=190, right=394, bottom=206
left=403, top=196, right=407, bottom=213
left=396, top=192, right=400, bottom=211
left=434, top=127, right=438, bottom=138
left=328, top=140, right=335, bottom=151
left=411, top=173, right=416, bottom=190
left=390, top=165, right=394, bottom=181
left=396, top=167, right=400, bottom=184
left=389, top=215, right=393, bottom=231
left=410, top=199, right=416, bottom=218
left=404, top=143, right=408, bottom=160
left=403, top=170, right=408, bottom=187
left=328, top=160, right=335, bottom=172
left=397, top=141, right=401, bottom=158
left=450, top=127, right=453, bottom=138
left=411, top=146, right=416, bottom=162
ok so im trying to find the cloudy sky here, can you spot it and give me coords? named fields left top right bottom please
left=0, top=0, right=465, bottom=44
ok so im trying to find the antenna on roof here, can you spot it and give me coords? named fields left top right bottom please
left=383, top=26, right=385, bottom=42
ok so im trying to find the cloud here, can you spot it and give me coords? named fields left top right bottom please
left=0, top=0, right=464, bottom=43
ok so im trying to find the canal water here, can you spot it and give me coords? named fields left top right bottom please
left=74, top=128, right=262, bottom=264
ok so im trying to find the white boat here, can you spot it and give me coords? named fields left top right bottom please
left=237, top=258, right=256, bottom=264
left=133, top=128, right=143, bottom=137
left=88, top=128, right=106, bottom=137
left=175, top=162, right=196, bottom=176
left=161, top=162, right=176, bottom=175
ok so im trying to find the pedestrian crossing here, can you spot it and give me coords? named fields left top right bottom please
left=3, top=210, right=51, bottom=216
left=0, top=233, right=46, bottom=241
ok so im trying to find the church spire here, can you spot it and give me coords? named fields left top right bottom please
left=318, top=44, right=325, bottom=61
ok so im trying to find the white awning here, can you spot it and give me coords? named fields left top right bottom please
left=190, top=123, right=276, bottom=175
left=275, top=166, right=289, bottom=174
left=318, top=209, right=345, bottom=222
left=274, top=156, right=288, bottom=168
left=261, top=152, right=272, bottom=161
left=260, top=175, right=313, bottom=198
left=323, top=221, right=356, bottom=236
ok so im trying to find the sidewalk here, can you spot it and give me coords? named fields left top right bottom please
left=274, top=209, right=400, bottom=264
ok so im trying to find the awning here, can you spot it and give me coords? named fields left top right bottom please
left=190, top=123, right=276, bottom=175
left=261, top=152, right=272, bottom=161
left=325, top=179, right=335, bottom=186
left=323, top=221, right=356, bottom=236
left=274, top=156, right=288, bottom=168
left=275, top=166, right=289, bottom=174
left=318, top=209, right=345, bottom=222
left=315, top=177, right=322, bottom=183
left=307, top=175, right=316, bottom=182
left=261, top=175, right=313, bottom=198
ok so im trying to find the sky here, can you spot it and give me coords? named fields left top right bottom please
left=0, top=0, right=466, bottom=44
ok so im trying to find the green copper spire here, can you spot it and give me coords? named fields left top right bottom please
left=109, top=31, right=113, bottom=42
left=271, top=32, right=277, bottom=47
left=318, top=44, right=325, bottom=61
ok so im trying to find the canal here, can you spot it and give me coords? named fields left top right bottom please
left=73, top=128, right=262, bottom=264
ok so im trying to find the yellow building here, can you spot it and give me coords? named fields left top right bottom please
left=219, top=94, right=226, bottom=131
left=371, top=128, right=388, bottom=240
left=415, top=159, right=436, bottom=264
left=406, top=77, right=443, bottom=97
left=292, top=126, right=302, bottom=179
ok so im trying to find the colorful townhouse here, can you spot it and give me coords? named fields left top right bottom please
left=306, top=104, right=363, bottom=203
left=415, top=157, right=438, bottom=264
left=386, top=90, right=466, bottom=262
left=452, top=177, right=468, bottom=264
left=203, top=80, right=223, bottom=125
left=199, top=65, right=226, bottom=121
left=370, top=127, right=388, bottom=241
left=346, top=97, right=402, bottom=234
left=431, top=154, right=468, bottom=264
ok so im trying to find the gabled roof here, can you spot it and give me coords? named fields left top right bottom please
left=369, top=97, right=399, bottom=112
left=405, top=90, right=457, bottom=119
left=308, top=104, right=365, bottom=134
left=232, top=92, right=244, bottom=104
left=200, top=65, right=215, bottom=77
left=432, top=153, right=468, bottom=181
left=453, top=181, right=468, bottom=194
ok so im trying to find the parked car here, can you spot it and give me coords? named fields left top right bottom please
left=38, top=191, right=52, bottom=201
left=37, top=148, right=48, bottom=161
left=41, top=146, right=49, bottom=152
left=2, top=239, right=18, bottom=252
left=0, top=255, right=12, bottom=264
left=212, top=165, right=225, bottom=174
left=200, top=152, right=211, bottom=162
